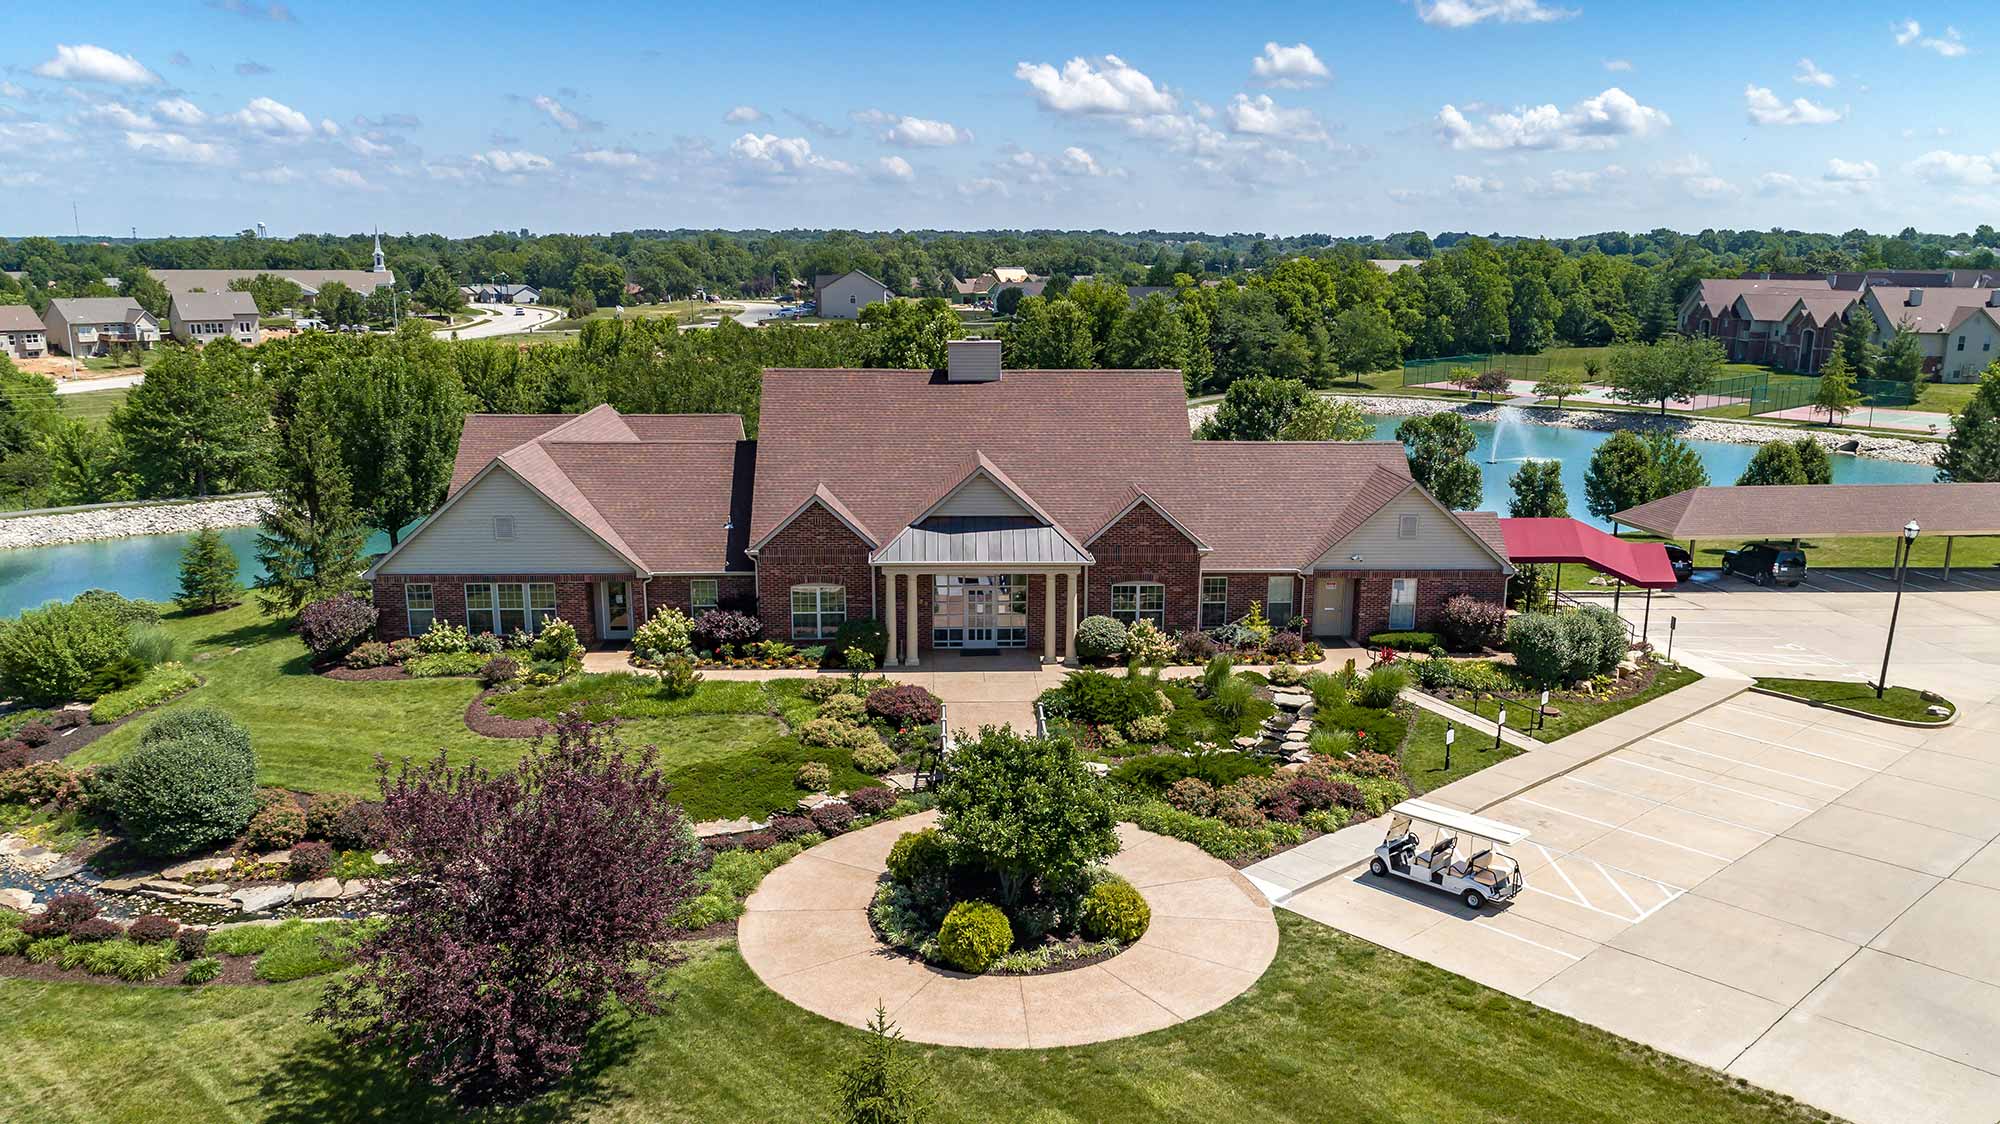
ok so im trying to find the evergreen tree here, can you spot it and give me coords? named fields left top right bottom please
left=1394, top=412, right=1482, bottom=510
left=255, top=390, right=368, bottom=615
left=1877, top=323, right=1925, bottom=384
left=835, top=1007, right=935, bottom=1124
left=176, top=526, right=243, bottom=611
left=1583, top=430, right=1655, bottom=521
left=1939, top=362, right=2000, bottom=483
left=1507, top=460, right=1569, bottom=518
left=1812, top=351, right=1863, bottom=424
left=1835, top=310, right=1878, bottom=378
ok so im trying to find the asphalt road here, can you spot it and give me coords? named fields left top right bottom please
left=434, top=302, right=562, bottom=339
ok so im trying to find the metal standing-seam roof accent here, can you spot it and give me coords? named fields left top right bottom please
left=871, top=518, right=1093, bottom=566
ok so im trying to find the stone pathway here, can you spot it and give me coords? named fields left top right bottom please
left=739, top=810, right=1278, bottom=1048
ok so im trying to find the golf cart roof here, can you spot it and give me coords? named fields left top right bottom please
left=1391, top=799, right=1530, bottom=845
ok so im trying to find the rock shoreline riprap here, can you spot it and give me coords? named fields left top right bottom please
left=0, top=494, right=269, bottom=550
left=1188, top=395, right=1944, bottom=467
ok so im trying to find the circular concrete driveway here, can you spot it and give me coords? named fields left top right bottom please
left=739, top=811, right=1278, bottom=1048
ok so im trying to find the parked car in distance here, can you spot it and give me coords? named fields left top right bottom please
left=513, top=307, right=525, bottom=315
left=1722, top=543, right=1807, bottom=586
left=1663, top=543, right=1694, bottom=583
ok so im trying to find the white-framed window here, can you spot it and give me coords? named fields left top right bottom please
left=1389, top=578, right=1418, bottom=631
left=464, top=583, right=496, bottom=635
left=790, top=584, right=846, bottom=640
left=1200, top=576, right=1228, bottom=630
left=1397, top=513, right=1418, bottom=539
left=1110, top=582, right=1165, bottom=627
left=464, top=581, right=557, bottom=637
left=404, top=584, right=434, bottom=636
left=1266, top=576, right=1295, bottom=629
left=689, top=579, right=719, bottom=613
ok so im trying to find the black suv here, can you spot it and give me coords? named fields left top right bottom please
left=1663, top=544, right=1694, bottom=583
left=1721, top=544, right=1807, bottom=587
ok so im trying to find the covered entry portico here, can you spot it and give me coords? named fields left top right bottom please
left=879, top=566, right=1084, bottom=666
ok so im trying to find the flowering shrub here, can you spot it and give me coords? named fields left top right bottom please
left=631, top=609, right=694, bottom=661
left=388, top=638, right=420, bottom=663
left=245, top=792, right=307, bottom=852
left=298, top=593, right=378, bottom=660
left=0, top=761, right=87, bottom=810
left=1343, top=750, right=1402, bottom=779
left=531, top=619, right=581, bottom=664
left=468, top=632, right=504, bottom=655
left=416, top=619, right=471, bottom=654
left=1175, top=629, right=1220, bottom=662
left=1439, top=595, right=1507, bottom=651
left=344, top=642, right=393, bottom=669
left=1123, top=619, right=1175, bottom=666
left=692, top=610, right=761, bottom=652
left=306, top=794, right=358, bottom=840
left=865, top=684, right=941, bottom=727
left=1165, top=777, right=1216, bottom=816
left=289, top=840, right=335, bottom=881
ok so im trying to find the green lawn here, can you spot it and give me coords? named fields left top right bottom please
left=1400, top=707, right=1521, bottom=793
left=488, top=673, right=876, bottom=820
left=0, top=916, right=1832, bottom=1124
left=1754, top=677, right=1953, bottom=723
left=1430, top=661, right=1703, bottom=744
left=55, top=387, right=131, bottom=427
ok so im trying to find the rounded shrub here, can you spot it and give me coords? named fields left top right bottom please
left=851, top=740, right=898, bottom=775
left=847, top=785, right=898, bottom=815
left=125, top=915, right=180, bottom=944
left=530, top=618, right=581, bottom=663
left=936, top=900, right=1012, bottom=972
left=795, top=761, right=832, bottom=792
left=243, top=792, right=306, bottom=852
left=1125, top=713, right=1169, bottom=743
left=864, top=684, right=941, bottom=727
left=478, top=655, right=521, bottom=687
left=1074, top=615, right=1128, bottom=663
left=0, top=598, right=131, bottom=705
left=288, top=840, right=334, bottom=881
left=174, top=927, right=208, bottom=961
left=632, top=608, right=694, bottom=661
left=818, top=693, right=868, bottom=724
left=768, top=813, right=815, bottom=841
left=808, top=802, right=855, bottom=835
left=297, top=592, right=378, bottom=660
left=885, top=827, right=951, bottom=886
left=111, top=720, right=259, bottom=857
left=329, top=800, right=387, bottom=851
left=304, top=793, right=357, bottom=840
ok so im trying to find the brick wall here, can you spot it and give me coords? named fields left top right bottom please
left=751, top=503, right=876, bottom=642
left=1346, top=569, right=1508, bottom=640
left=371, top=573, right=609, bottom=645
left=1200, top=572, right=1303, bottom=631
left=1086, top=504, right=1203, bottom=634
left=641, top=575, right=757, bottom=623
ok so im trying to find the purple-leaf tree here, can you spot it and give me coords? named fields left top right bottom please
left=315, top=709, right=701, bottom=1104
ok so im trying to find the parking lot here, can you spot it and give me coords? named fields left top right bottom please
left=1279, top=581, right=2000, bottom=1124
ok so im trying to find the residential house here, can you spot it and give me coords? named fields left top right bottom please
left=168, top=290, right=262, bottom=346
left=1679, top=278, right=1836, bottom=365
left=812, top=270, right=892, bottom=320
left=150, top=268, right=395, bottom=303
left=370, top=339, right=1513, bottom=659
left=949, top=274, right=994, bottom=303
left=1772, top=294, right=1859, bottom=373
left=465, top=283, right=540, bottom=304
left=0, top=306, right=46, bottom=358
left=1862, top=286, right=2000, bottom=382
left=990, top=266, right=1032, bottom=285
left=41, top=298, right=160, bottom=356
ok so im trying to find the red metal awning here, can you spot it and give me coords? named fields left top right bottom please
left=1498, top=518, right=1678, bottom=589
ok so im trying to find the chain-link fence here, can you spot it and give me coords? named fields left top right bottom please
left=1400, top=353, right=1554, bottom=389
left=1686, top=371, right=1917, bottom=417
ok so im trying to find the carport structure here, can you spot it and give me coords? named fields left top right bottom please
left=1499, top=517, right=1678, bottom=632
left=1613, top=483, right=2000, bottom=580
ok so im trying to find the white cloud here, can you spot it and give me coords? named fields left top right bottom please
left=1894, top=20, right=1968, bottom=56
left=320, top=167, right=377, bottom=191
left=319, top=118, right=339, bottom=136
left=242, top=165, right=301, bottom=184
left=1824, top=157, right=1878, bottom=182
left=0, top=81, right=25, bottom=98
left=853, top=109, right=971, bottom=146
left=1908, top=149, right=2000, bottom=187
left=958, top=177, right=1009, bottom=198
left=1437, top=86, right=1668, bottom=150
left=1522, top=164, right=1626, bottom=194
left=0, top=170, right=48, bottom=188
left=1453, top=174, right=1504, bottom=194
left=1744, top=85, right=1842, bottom=126
left=724, top=105, right=765, bottom=124
left=532, top=94, right=599, bottom=132
left=225, top=96, right=314, bottom=137
left=1224, top=93, right=1330, bottom=144
left=1250, top=42, right=1330, bottom=88
left=0, top=120, right=72, bottom=151
left=1794, top=58, right=1835, bottom=87
left=33, top=44, right=159, bottom=85
left=153, top=97, right=206, bottom=126
left=1057, top=146, right=1112, bottom=177
left=125, top=131, right=227, bottom=165
left=1416, top=0, right=1577, bottom=28
left=574, top=147, right=646, bottom=168
left=1682, top=175, right=1739, bottom=198
left=81, top=101, right=155, bottom=129
left=473, top=149, right=554, bottom=174
left=1014, top=54, right=1177, bottom=115
left=874, top=155, right=915, bottom=182
left=728, top=132, right=854, bottom=177
left=1602, top=59, right=1631, bottom=72
left=346, top=134, right=394, bottom=159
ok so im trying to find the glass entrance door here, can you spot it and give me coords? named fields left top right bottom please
left=602, top=580, right=631, bottom=638
left=964, top=583, right=997, bottom=649
left=931, top=575, right=1030, bottom=649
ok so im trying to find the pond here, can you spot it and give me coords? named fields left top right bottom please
left=0, top=525, right=395, bottom=619
left=0, top=416, right=1940, bottom=618
left=1363, top=412, right=1936, bottom=529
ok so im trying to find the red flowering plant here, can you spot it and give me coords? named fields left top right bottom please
left=315, top=709, right=702, bottom=1105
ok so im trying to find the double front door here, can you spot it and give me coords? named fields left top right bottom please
left=932, top=574, right=1028, bottom=650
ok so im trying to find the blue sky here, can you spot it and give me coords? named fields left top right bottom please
left=2, top=0, right=1996, bottom=239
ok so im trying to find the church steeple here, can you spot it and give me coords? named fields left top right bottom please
left=371, top=230, right=385, bottom=273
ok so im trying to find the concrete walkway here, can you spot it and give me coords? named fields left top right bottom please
left=740, top=810, right=1277, bottom=1048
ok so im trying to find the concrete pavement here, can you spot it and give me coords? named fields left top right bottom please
left=435, top=302, right=562, bottom=339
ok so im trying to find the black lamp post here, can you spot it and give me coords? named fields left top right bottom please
left=1876, top=520, right=1920, bottom=699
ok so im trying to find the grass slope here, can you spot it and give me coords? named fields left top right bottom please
left=1401, top=707, right=1521, bottom=793
left=0, top=917, right=1832, bottom=1124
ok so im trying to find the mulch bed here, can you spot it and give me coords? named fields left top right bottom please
left=0, top=951, right=266, bottom=988
left=319, top=665, right=409, bottom=682
left=464, top=689, right=552, bottom=739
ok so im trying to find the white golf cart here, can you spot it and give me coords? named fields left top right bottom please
left=1368, top=799, right=1528, bottom=909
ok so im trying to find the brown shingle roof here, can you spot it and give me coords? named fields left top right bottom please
left=449, top=410, right=743, bottom=492
left=1869, top=286, right=2000, bottom=335
left=1614, top=484, right=2000, bottom=540
left=1689, top=279, right=1829, bottom=319
left=0, top=305, right=42, bottom=332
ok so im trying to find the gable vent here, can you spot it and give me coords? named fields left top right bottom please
left=946, top=338, right=1002, bottom=382
left=492, top=515, right=516, bottom=541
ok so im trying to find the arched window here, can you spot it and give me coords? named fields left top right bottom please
left=1698, top=318, right=1711, bottom=336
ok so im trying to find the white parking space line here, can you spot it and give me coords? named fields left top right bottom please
left=1515, top=796, right=1739, bottom=862
left=1676, top=646, right=1851, bottom=670
left=1474, top=921, right=1585, bottom=962
left=1683, top=720, right=1886, bottom=771
left=1811, top=570, right=1880, bottom=591
left=1525, top=843, right=1686, bottom=924
left=1599, top=755, right=1815, bottom=816
left=1644, top=736, right=1847, bottom=791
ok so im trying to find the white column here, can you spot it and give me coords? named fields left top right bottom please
left=1063, top=570, right=1079, bottom=664
left=882, top=570, right=898, bottom=667
left=903, top=572, right=921, bottom=667
left=1042, top=572, right=1057, bottom=663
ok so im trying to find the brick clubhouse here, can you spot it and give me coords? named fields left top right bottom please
left=369, top=340, right=1513, bottom=663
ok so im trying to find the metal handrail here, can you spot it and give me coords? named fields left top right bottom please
left=1552, top=589, right=1641, bottom=646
